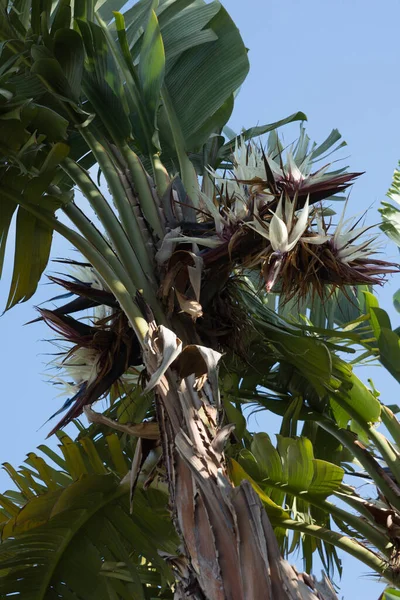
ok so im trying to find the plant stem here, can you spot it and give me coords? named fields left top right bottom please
left=334, top=489, right=391, bottom=530
left=333, top=395, right=400, bottom=491
left=64, top=202, right=165, bottom=324
left=120, top=143, right=165, bottom=239
left=334, top=486, right=376, bottom=520
left=369, top=428, right=400, bottom=485
left=160, top=85, right=200, bottom=207
left=381, top=405, right=400, bottom=447
left=62, top=159, right=144, bottom=287
left=317, top=498, right=390, bottom=556
left=61, top=159, right=162, bottom=318
left=277, top=518, right=392, bottom=584
left=263, top=480, right=390, bottom=555
left=62, top=202, right=136, bottom=297
left=3, top=190, right=148, bottom=343
left=151, top=152, right=170, bottom=197
left=317, top=416, right=400, bottom=511
left=79, top=128, right=154, bottom=274
left=96, top=13, right=171, bottom=203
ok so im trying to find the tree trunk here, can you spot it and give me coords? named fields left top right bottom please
left=144, top=323, right=337, bottom=600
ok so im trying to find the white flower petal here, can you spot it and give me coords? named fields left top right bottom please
left=333, top=200, right=348, bottom=241
left=246, top=220, right=271, bottom=241
left=335, top=224, right=372, bottom=248
left=284, top=196, right=295, bottom=226
left=165, top=236, right=222, bottom=248
left=337, top=239, right=373, bottom=260
left=287, top=196, right=310, bottom=251
left=301, top=234, right=330, bottom=245
left=270, top=212, right=289, bottom=252
left=67, top=265, right=103, bottom=290
left=274, top=195, right=284, bottom=221
left=286, top=152, right=304, bottom=183
left=315, top=213, right=325, bottom=236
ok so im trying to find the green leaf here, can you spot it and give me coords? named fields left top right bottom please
left=377, top=329, right=400, bottom=382
left=79, top=437, right=108, bottom=474
left=53, top=29, right=85, bottom=101
left=278, top=435, right=314, bottom=491
left=364, top=291, right=400, bottom=383
left=40, top=142, right=70, bottom=173
left=251, top=433, right=283, bottom=482
left=387, top=161, right=400, bottom=205
left=309, top=128, right=343, bottom=160
left=5, top=208, right=53, bottom=310
left=78, top=19, right=132, bottom=143
left=222, top=396, right=246, bottom=440
left=380, top=200, right=400, bottom=247
left=393, top=289, right=400, bottom=313
left=166, top=28, right=217, bottom=62
left=229, top=458, right=290, bottom=518
left=0, top=116, right=29, bottom=150
left=219, top=111, right=307, bottom=160
left=247, top=434, right=344, bottom=502
left=163, top=3, right=249, bottom=149
left=186, top=93, right=234, bottom=153
left=31, top=57, right=75, bottom=101
left=0, top=196, right=17, bottom=278
left=1, top=464, right=35, bottom=501
left=138, top=10, right=165, bottom=139
left=0, top=423, right=177, bottom=598
left=57, top=433, right=88, bottom=479
left=22, top=104, right=69, bottom=142
left=382, top=589, right=400, bottom=600
left=24, top=453, right=59, bottom=492
left=106, top=433, right=129, bottom=475
left=333, top=371, right=381, bottom=425
left=51, top=0, right=73, bottom=34
left=309, top=459, right=344, bottom=495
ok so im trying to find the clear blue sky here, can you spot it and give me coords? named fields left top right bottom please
left=1, top=1, right=400, bottom=597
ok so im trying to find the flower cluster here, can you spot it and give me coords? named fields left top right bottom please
left=254, top=196, right=394, bottom=301
left=41, top=263, right=141, bottom=436
left=199, top=130, right=398, bottom=301
left=210, top=129, right=360, bottom=222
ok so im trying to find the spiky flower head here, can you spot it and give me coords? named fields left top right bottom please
left=258, top=201, right=398, bottom=301
left=245, top=195, right=327, bottom=292
left=159, top=126, right=398, bottom=316
left=210, top=128, right=362, bottom=224
left=193, top=128, right=398, bottom=302
left=38, top=262, right=141, bottom=436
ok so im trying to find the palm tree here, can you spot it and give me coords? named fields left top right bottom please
left=1, top=1, right=400, bottom=598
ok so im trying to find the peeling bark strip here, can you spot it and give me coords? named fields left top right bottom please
left=144, top=325, right=335, bottom=600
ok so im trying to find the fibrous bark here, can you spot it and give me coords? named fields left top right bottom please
left=144, top=324, right=337, bottom=600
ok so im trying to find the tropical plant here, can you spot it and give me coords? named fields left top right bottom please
left=381, top=162, right=400, bottom=315
left=1, top=0, right=400, bottom=598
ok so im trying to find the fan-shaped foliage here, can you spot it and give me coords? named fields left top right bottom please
left=0, top=427, right=177, bottom=599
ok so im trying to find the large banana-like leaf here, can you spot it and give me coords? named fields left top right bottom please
left=235, top=433, right=344, bottom=501
left=381, top=161, right=400, bottom=327
left=380, top=161, right=400, bottom=246
left=0, top=429, right=177, bottom=599
left=363, top=290, right=400, bottom=383
left=229, top=433, right=345, bottom=576
left=116, top=0, right=250, bottom=153
left=0, top=95, right=70, bottom=308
